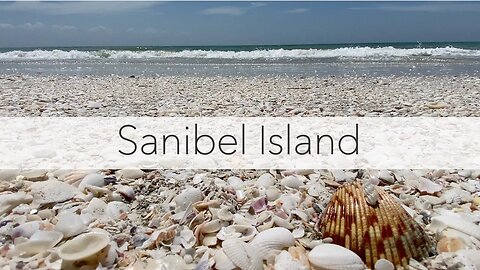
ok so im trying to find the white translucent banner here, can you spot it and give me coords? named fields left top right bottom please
left=0, top=117, right=478, bottom=170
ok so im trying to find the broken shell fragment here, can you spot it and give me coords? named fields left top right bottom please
left=318, top=182, right=433, bottom=268
left=57, top=231, right=110, bottom=261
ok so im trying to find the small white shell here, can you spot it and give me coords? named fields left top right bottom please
left=78, top=173, right=105, bottom=191
left=175, top=187, right=203, bottom=212
left=222, top=239, right=263, bottom=270
left=217, top=225, right=257, bottom=242
left=266, top=187, right=281, bottom=201
left=256, top=173, right=275, bottom=188
left=428, top=211, right=480, bottom=240
left=308, top=244, right=366, bottom=270
left=116, top=185, right=135, bottom=200
left=249, top=227, right=296, bottom=260
left=201, top=219, right=224, bottom=234
left=115, top=168, right=144, bottom=179
left=0, top=192, right=33, bottom=216
left=54, top=212, right=87, bottom=238
left=275, top=250, right=304, bottom=270
left=214, top=249, right=237, bottom=270
left=57, top=231, right=110, bottom=261
left=227, top=176, right=244, bottom=190
left=363, top=180, right=379, bottom=206
left=374, top=259, right=394, bottom=270
left=105, top=201, right=129, bottom=219
left=217, top=207, right=234, bottom=221
left=280, top=176, right=303, bottom=190
left=14, top=230, right=63, bottom=256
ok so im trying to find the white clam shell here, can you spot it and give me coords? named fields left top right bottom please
left=78, top=173, right=105, bottom=191
left=280, top=176, right=304, bottom=190
left=115, top=168, right=144, bottom=179
left=201, top=219, right=224, bottom=234
left=58, top=231, right=110, bottom=261
left=406, top=177, right=442, bottom=194
left=31, top=180, right=80, bottom=205
left=266, top=187, right=281, bottom=201
left=227, top=176, right=244, bottom=190
left=256, top=173, right=275, bottom=188
left=14, top=230, right=63, bottom=256
left=214, top=249, right=237, bottom=270
left=374, top=259, right=394, bottom=270
left=217, top=225, right=257, bottom=242
left=54, top=212, right=87, bottom=238
left=175, top=187, right=203, bottom=212
left=249, top=227, right=296, bottom=260
left=428, top=211, right=480, bottom=240
left=105, top=201, right=129, bottom=219
left=222, top=239, right=263, bottom=270
left=308, top=244, right=366, bottom=270
left=0, top=192, right=33, bottom=216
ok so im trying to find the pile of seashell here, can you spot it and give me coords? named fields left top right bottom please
left=1, top=169, right=480, bottom=270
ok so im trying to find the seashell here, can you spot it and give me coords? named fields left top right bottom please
left=175, top=187, right=203, bottom=212
left=54, top=212, right=87, bottom=238
left=201, top=234, right=218, bottom=247
left=256, top=173, right=275, bottom=188
left=179, top=229, right=196, bottom=249
left=363, top=180, right=379, bottom=206
left=13, top=230, right=63, bottom=256
left=30, top=180, right=80, bottom=205
left=78, top=173, right=105, bottom=191
left=222, top=239, right=263, bottom=270
left=57, top=231, right=110, bottom=261
left=248, top=197, right=267, bottom=214
left=81, top=197, right=107, bottom=217
left=257, top=219, right=274, bottom=232
left=318, top=182, right=433, bottom=268
left=214, top=248, right=237, bottom=270
left=227, top=176, right=244, bottom=190
left=0, top=192, right=33, bottom=216
left=292, top=226, right=305, bottom=239
left=201, top=219, right=224, bottom=234
left=106, top=201, right=129, bottom=220
left=217, top=206, right=234, bottom=221
left=437, top=236, right=465, bottom=253
left=116, top=185, right=135, bottom=200
left=274, top=250, right=304, bottom=270
left=266, top=187, right=281, bottom=201
left=281, top=176, right=303, bottom=190
left=441, top=188, right=473, bottom=204
left=21, top=169, right=49, bottom=181
left=273, top=215, right=294, bottom=230
left=378, top=170, right=395, bottom=184
left=308, top=243, right=365, bottom=270
left=406, top=177, right=442, bottom=194
left=249, top=227, right=295, bottom=260
left=10, top=221, right=43, bottom=239
left=427, top=211, right=480, bottom=240
left=217, top=225, right=257, bottom=242
left=374, top=258, right=394, bottom=270
left=115, top=168, right=144, bottom=179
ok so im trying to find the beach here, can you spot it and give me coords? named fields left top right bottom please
left=1, top=43, right=480, bottom=269
left=1, top=74, right=479, bottom=117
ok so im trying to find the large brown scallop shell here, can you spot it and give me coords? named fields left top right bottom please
left=318, top=182, right=433, bottom=268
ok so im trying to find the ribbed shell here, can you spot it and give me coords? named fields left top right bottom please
left=318, top=182, right=433, bottom=269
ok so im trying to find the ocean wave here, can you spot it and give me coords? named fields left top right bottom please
left=0, top=46, right=479, bottom=60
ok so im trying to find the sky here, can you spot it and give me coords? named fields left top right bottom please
left=0, top=1, right=479, bottom=48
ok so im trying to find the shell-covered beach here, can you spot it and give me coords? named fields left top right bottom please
left=0, top=73, right=480, bottom=269
left=1, top=168, right=480, bottom=269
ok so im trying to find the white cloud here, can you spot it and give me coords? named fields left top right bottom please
left=285, top=8, right=309, bottom=14
left=18, top=22, right=44, bottom=30
left=200, top=3, right=266, bottom=16
left=350, top=3, right=480, bottom=12
left=52, top=24, right=76, bottom=31
left=0, top=2, right=159, bottom=15
left=0, top=23, right=14, bottom=29
left=88, top=25, right=110, bottom=33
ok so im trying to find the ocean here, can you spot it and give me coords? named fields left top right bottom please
left=0, top=42, right=479, bottom=76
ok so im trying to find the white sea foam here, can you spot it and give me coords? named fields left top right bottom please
left=0, top=46, right=479, bottom=60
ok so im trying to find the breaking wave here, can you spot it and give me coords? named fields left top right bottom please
left=0, top=46, right=479, bottom=60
